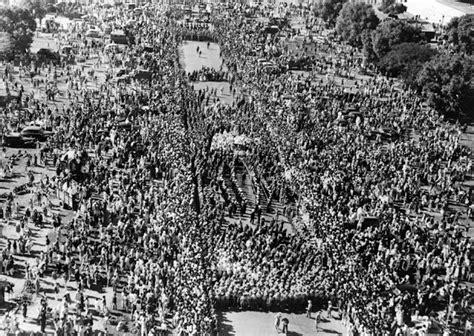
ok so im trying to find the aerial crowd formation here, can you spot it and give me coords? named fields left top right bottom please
left=0, top=2, right=472, bottom=336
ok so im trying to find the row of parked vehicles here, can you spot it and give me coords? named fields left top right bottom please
left=3, top=125, right=52, bottom=148
left=2, top=117, right=140, bottom=148
left=35, top=27, right=129, bottom=65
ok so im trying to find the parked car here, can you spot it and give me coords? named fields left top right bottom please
left=103, top=24, right=112, bottom=35
left=104, top=43, right=122, bottom=54
left=59, top=45, right=76, bottom=63
left=3, top=133, right=35, bottom=148
left=115, top=68, right=128, bottom=77
left=264, top=25, right=280, bottom=35
left=116, top=120, right=132, bottom=130
left=59, top=45, right=74, bottom=56
left=143, top=44, right=153, bottom=52
left=110, top=30, right=128, bottom=45
left=37, top=48, right=61, bottom=65
left=20, top=126, right=51, bottom=141
left=131, top=69, right=152, bottom=81
left=86, top=28, right=102, bottom=38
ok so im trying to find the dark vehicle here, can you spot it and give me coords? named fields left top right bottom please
left=37, top=48, right=61, bottom=65
left=369, top=127, right=399, bottom=141
left=288, top=56, right=314, bottom=71
left=116, top=69, right=152, bottom=83
left=104, top=25, right=112, bottom=35
left=132, top=69, right=152, bottom=81
left=3, top=133, right=35, bottom=148
left=129, top=141, right=145, bottom=155
left=116, top=68, right=128, bottom=77
left=95, top=129, right=110, bottom=138
left=143, top=44, right=153, bottom=53
left=20, top=126, right=51, bottom=141
left=41, top=19, right=60, bottom=33
left=60, top=45, right=74, bottom=56
left=116, top=75, right=132, bottom=84
left=264, top=25, right=279, bottom=35
left=116, top=120, right=132, bottom=130
left=86, top=29, right=101, bottom=38
left=59, top=45, right=76, bottom=64
left=110, top=30, right=128, bottom=45
left=269, top=17, right=289, bottom=29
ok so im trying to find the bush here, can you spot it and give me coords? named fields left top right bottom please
left=313, top=0, right=348, bottom=27
left=335, top=2, right=379, bottom=48
left=0, top=8, right=36, bottom=54
left=379, top=0, right=407, bottom=15
left=371, top=20, right=423, bottom=59
left=377, top=43, right=438, bottom=85
left=414, top=53, right=473, bottom=117
left=385, top=3, right=407, bottom=15
left=0, top=32, right=13, bottom=61
left=445, top=14, right=473, bottom=55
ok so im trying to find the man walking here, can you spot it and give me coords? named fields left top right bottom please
left=306, top=299, right=313, bottom=318
left=22, top=301, right=27, bottom=321
left=281, top=317, right=289, bottom=335
left=465, top=320, right=472, bottom=336
left=275, top=312, right=281, bottom=331
left=327, top=299, right=333, bottom=319
left=315, top=311, right=321, bottom=332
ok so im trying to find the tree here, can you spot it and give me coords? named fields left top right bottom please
left=445, top=14, right=473, bottom=54
left=379, top=0, right=407, bottom=15
left=362, top=30, right=376, bottom=63
left=0, top=8, right=36, bottom=54
left=378, top=0, right=395, bottom=11
left=0, top=32, right=13, bottom=61
left=371, top=20, right=423, bottom=59
left=377, top=42, right=438, bottom=85
left=313, top=0, right=348, bottom=27
left=414, top=53, right=473, bottom=117
left=335, top=2, right=380, bottom=48
left=386, top=3, right=407, bottom=15
left=24, top=0, right=47, bottom=26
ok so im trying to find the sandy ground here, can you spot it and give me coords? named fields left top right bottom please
left=179, top=41, right=226, bottom=74
left=218, top=310, right=346, bottom=336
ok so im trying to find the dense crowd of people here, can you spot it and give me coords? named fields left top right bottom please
left=187, top=66, right=228, bottom=82
left=0, top=2, right=472, bottom=336
left=209, top=4, right=473, bottom=335
left=177, top=20, right=217, bottom=43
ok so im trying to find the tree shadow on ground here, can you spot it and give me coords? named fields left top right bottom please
left=288, top=331, right=303, bottom=336
left=320, top=327, right=341, bottom=334
left=217, top=311, right=236, bottom=336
